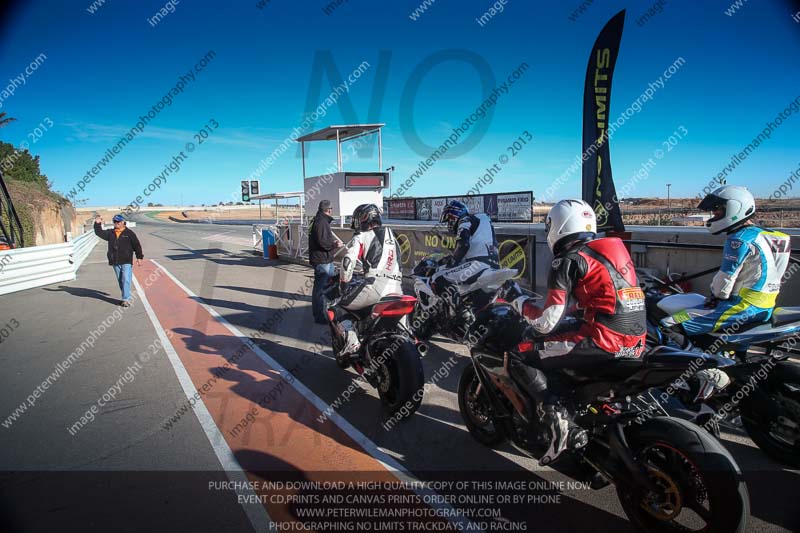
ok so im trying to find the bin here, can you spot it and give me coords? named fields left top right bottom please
left=262, top=229, right=278, bottom=259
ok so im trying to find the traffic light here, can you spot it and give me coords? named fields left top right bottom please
left=250, top=180, right=259, bottom=196
left=241, top=180, right=250, bottom=202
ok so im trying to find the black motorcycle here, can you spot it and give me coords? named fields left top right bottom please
left=325, top=273, right=425, bottom=418
left=645, top=286, right=800, bottom=468
left=458, top=303, right=750, bottom=532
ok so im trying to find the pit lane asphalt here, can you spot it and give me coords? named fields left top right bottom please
left=0, top=214, right=797, bottom=532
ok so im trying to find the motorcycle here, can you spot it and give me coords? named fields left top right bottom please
left=409, top=253, right=519, bottom=341
left=325, top=273, right=426, bottom=418
left=458, top=302, right=750, bottom=532
left=645, top=282, right=800, bottom=468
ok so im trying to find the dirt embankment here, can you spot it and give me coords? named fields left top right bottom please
left=154, top=206, right=301, bottom=222
left=5, top=180, right=80, bottom=246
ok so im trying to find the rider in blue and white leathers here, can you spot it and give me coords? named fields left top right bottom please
left=431, top=201, right=499, bottom=322
left=662, top=186, right=791, bottom=338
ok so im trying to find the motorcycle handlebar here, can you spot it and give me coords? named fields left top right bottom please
left=649, top=266, right=719, bottom=291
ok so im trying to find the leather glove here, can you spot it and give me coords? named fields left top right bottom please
left=498, top=280, right=523, bottom=302
left=510, top=296, right=528, bottom=317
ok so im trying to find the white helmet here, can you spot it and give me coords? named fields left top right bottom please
left=545, top=199, right=597, bottom=252
left=698, top=185, right=755, bottom=235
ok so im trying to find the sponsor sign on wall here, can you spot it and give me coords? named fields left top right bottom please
left=388, top=198, right=416, bottom=219
left=496, top=192, right=533, bottom=221
left=448, top=196, right=484, bottom=215
left=431, top=198, right=447, bottom=221
left=386, top=191, right=532, bottom=223
left=416, top=198, right=432, bottom=221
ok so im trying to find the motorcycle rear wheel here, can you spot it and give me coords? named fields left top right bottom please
left=740, top=361, right=800, bottom=468
left=373, top=338, right=425, bottom=419
left=617, top=417, right=749, bottom=533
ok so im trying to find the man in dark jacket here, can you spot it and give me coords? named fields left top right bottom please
left=94, top=214, right=144, bottom=306
left=308, top=200, right=341, bottom=323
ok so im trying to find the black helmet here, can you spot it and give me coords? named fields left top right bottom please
left=351, top=203, right=382, bottom=232
left=350, top=204, right=366, bottom=231
left=440, top=200, right=468, bottom=235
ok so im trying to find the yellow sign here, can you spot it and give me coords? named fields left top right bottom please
left=396, top=233, right=411, bottom=265
left=499, top=239, right=525, bottom=280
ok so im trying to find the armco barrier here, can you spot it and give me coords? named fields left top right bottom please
left=71, top=231, right=99, bottom=272
left=0, top=232, right=99, bottom=296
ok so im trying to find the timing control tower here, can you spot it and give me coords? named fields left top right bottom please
left=296, top=124, right=390, bottom=223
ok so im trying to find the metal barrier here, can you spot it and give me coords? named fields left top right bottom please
left=273, top=223, right=313, bottom=260
left=252, top=224, right=270, bottom=251
left=71, top=231, right=100, bottom=272
left=0, top=231, right=100, bottom=296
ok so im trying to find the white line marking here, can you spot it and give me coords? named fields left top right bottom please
left=148, top=259, right=479, bottom=531
left=132, top=271, right=275, bottom=533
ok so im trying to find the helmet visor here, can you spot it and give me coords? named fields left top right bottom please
left=697, top=193, right=726, bottom=212
left=698, top=193, right=726, bottom=225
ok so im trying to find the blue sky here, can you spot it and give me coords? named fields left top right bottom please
left=1, top=0, right=799, bottom=206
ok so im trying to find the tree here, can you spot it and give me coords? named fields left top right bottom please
left=147, top=202, right=154, bottom=207
left=0, top=112, right=16, bottom=129
left=0, top=140, right=49, bottom=187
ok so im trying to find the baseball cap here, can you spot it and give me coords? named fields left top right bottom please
left=112, top=215, right=125, bottom=222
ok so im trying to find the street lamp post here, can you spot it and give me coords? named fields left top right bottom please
left=666, top=183, right=672, bottom=221
left=386, top=165, right=395, bottom=199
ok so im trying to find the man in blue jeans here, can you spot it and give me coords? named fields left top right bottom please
left=94, top=214, right=144, bottom=306
left=308, top=200, right=342, bottom=323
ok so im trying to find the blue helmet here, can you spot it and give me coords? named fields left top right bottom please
left=440, top=200, right=468, bottom=234
left=112, top=214, right=125, bottom=223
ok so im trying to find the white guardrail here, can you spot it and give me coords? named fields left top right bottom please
left=0, top=231, right=99, bottom=296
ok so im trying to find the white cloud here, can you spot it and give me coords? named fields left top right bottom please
left=61, top=121, right=285, bottom=150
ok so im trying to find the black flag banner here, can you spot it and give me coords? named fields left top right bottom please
left=582, top=9, right=626, bottom=232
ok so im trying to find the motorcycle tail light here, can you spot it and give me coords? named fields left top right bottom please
left=517, top=341, right=535, bottom=352
left=373, top=296, right=417, bottom=317
left=327, top=310, right=334, bottom=321
left=602, top=403, right=620, bottom=415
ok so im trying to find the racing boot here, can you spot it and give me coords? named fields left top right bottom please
left=539, top=405, right=588, bottom=466
left=693, top=368, right=731, bottom=402
left=336, top=319, right=361, bottom=357
left=444, top=287, right=476, bottom=338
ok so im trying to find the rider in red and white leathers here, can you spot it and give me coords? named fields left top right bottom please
left=507, top=200, right=646, bottom=362
left=500, top=199, right=646, bottom=465
left=333, top=204, right=403, bottom=354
